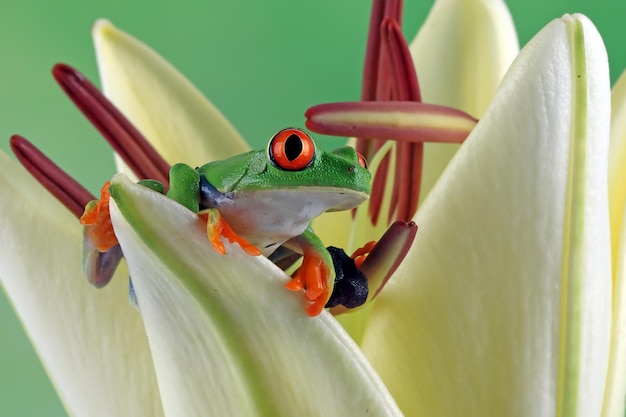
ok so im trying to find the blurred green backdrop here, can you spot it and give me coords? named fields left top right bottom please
left=0, top=0, right=624, bottom=415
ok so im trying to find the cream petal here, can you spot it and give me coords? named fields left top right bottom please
left=93, top=20, right=249, bottom=169
left=310, top=209, right=355, bottom=250
left=608, top=70, right=626, bottom=273
left=109, top=174, right=402, bottom=417
left=602, top=198, right=626, bottom=417
left=602, top=69, right=626, bottom=417
left=0, top=151, right=163, bottom=416
left=410, top=0, right=520, bottom=203
left=362, top=15, right=611, bottom=417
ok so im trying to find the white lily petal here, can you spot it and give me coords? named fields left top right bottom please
left=0, top=152, right=163, bottom=416
left=602, top=69, right=626, bottom=417
left=93, top=20, right=249, bottom=169
left=109, top=174, right=402, bottom=417
left=410, top=0, right=520, bottom=202
left=602, top=203, right=626, bottom=417
left=362, top=15, right=610, bottom=417
left=410, top=0, right=518, bottom=114
left=608, top=70, right=626, bottom=272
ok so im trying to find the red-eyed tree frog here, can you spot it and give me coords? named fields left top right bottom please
left=81, top=128, right=371, bottom=316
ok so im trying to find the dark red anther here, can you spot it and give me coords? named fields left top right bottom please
left=52, top=64, right=170, bottom=188
left=10, top=135, right=95, bottom=218
left=364, top=220, right=417, bottom=300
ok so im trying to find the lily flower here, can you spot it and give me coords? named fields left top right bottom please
left=1, top=1, right=624, bottom=417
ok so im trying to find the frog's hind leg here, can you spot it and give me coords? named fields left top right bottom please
left=81, top=181, right=123, bottom=287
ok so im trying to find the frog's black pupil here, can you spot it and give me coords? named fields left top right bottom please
left=284, top=134, right=303, bottom=161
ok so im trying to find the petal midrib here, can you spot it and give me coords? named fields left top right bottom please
left=557, top=16, right=587, bottom=417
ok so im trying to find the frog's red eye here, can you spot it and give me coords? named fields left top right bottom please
left=268, top=128, right=315, bottom=171
left=356, top=152, right=368, bottom=169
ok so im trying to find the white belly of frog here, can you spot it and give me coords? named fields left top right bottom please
left=217, top=188, right=367, bottom=256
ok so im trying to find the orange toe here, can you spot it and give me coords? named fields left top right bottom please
left=285, top=275, right=305, bottom=291
left=305, top=289, right=330, bottom=317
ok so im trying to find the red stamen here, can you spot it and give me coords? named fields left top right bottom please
left=382, top=17, right=420, bottom=101
left=368, top=152, right=390, bottom=225
left=362, top=14, right=425, bottom=224
left=362, top=0, right=389, bottom=101
left=385, top=18, right=422, bottom=222
left=358, top=1, right=421, bottom=224
left=359, top=0, right=403, bottom=159
left=362, top=0, right=404, bottom=103
left=10, top=135, right=95, bottom=218
left=52, top=64, right=170, bottom=187
left=407, top=144, right=423, bottom=219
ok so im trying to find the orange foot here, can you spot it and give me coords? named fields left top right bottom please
left=80, top=181, right=118, bottom=251
left=199, top=209, right=261, bottom=256
left=285, top=249, right=332, bottom=316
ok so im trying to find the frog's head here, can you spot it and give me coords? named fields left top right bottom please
left=227, top=128, right=371, bottom=211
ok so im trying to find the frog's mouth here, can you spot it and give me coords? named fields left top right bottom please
left=325, top=190, right=369, bottom=212
left=232, top=187, right=369, bottom=217
left=288, top=186, right=369, bottom=212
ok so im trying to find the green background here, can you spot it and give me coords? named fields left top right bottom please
left=0, top=0, right=624, bottom=415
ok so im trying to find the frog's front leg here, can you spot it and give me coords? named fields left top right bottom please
left=200, top=208, right=261, bottom=256
left=166, top=163, right=200, bottom=212
left=173, top=164, right=260, bottom=256
left=283, top=227, right=335, bottom=316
